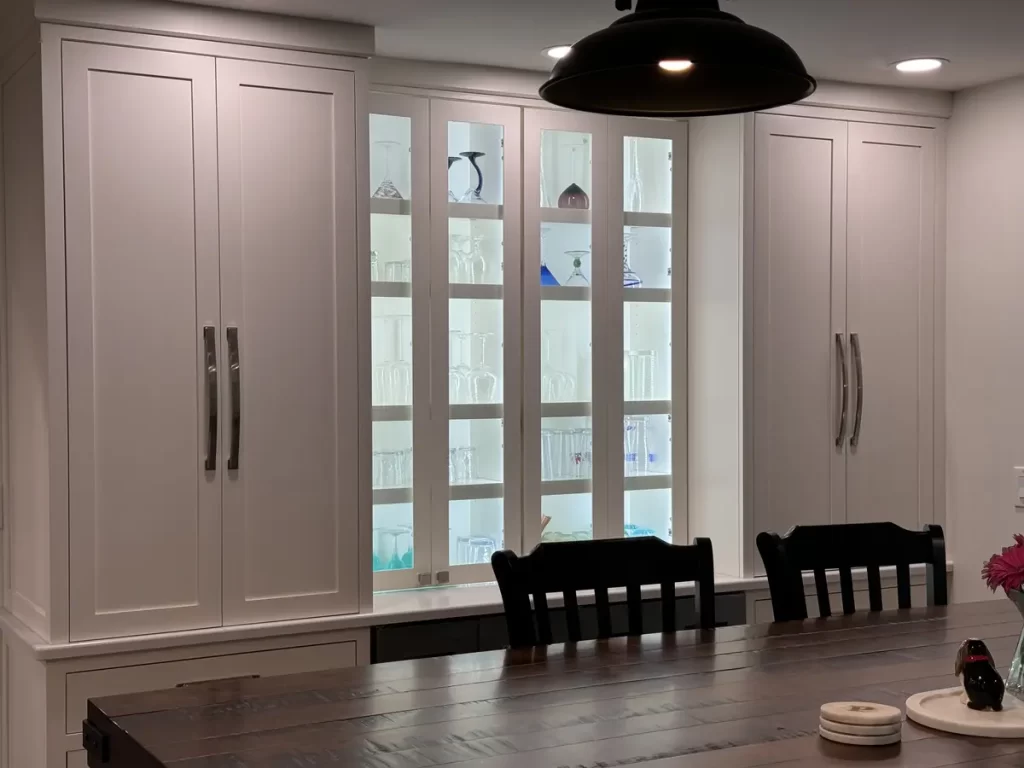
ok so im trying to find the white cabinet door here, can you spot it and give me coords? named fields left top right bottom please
left=846, top=123, right=936, bottom=528
left=218, top=60, right=360, bottom=623
left=752, top=114, right=848, bottom=565
left=64, top=43, right=222, bottom=639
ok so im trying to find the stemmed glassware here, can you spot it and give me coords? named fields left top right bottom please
left=448, top=331, right=471, bottom=404
left=449, top=234, right=486, bottom=284
left=459, top=151, right=487, bottom=203
left=447, top=156, right=462, bottom=202
left=372, top=314, right=412, bottom=405
left=541, top=331, right=575, bottom=402
left=625, top=137, right=644, bottom=212
left=623, top=228, right=643, bottom=287
left=372, top=140, right=403, bottom=200
left=373, top=526, right=413, bottom=572
left=467, top=332, right=499, bottom=404
left=564, top=249, right=591, bottom=287
left=558, top=142, right=590, bottom=209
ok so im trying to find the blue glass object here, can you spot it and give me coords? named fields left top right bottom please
left=540, top=263, right=560, bottom=286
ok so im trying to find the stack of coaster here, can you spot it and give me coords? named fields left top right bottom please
left=819, top=702, right=903, bottom=746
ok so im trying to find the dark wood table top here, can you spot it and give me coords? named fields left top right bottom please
left=85, top=600, right=1024, bottom=768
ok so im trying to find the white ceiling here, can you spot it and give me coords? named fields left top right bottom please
left=181, top=0, right=1024, bottom=91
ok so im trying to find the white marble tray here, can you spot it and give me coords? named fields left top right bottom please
left=906, top=687, right=1024, bottom=738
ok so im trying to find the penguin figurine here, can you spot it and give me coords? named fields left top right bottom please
left=955, top=638, right=1005, bottom=712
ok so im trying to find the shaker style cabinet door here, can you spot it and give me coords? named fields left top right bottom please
left=751, top=114, right=848, bottom=569
left=64, top=43, right=222, bottom=640
left=217, top=60, right=360, bottom=623
left=845, top=123, right=936, bottom=529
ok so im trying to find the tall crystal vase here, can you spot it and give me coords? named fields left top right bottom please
left=1007, top=589, right=1024, bottom=700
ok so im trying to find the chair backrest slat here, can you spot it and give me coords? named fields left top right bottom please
left=533, top=591, right=553, bottom=645
left=896, top=562, right=912, bottom=609
left=492, top=537, right=716, bottom=647
left=838, top=567, right=855, bottom=615
left=866, top=564, right=883, bottom=612
left=627, top=583, right=643, bottom=635
left=756, top=523, right=947, bottom=623
left=813, top=568, right=831, bottom=618
left=563, top=590, right=581, bottom=642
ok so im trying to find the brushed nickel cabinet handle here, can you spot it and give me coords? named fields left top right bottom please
left=203, top=326, right=218, bottom=471
left=227, top=326, right=241, bottom=470
left=835, top=332, right=848, bottom=448
left=851, top=332, right=864, bottom=448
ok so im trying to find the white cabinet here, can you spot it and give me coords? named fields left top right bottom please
left=63, top=42, right=223, bottom=640
left=749, top=114, right=937, bottom=567
left=218, top=60, right=360, bottom=624
left=61, top=43, right=362, bottom=639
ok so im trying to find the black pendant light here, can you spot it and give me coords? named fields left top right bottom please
left=540, top=0, right=816, bottom=117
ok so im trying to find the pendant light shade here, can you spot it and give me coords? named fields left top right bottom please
left=540, top=0, right=816, bottom=117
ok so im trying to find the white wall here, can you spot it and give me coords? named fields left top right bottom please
left=946, top=76, right=1024, bottom=602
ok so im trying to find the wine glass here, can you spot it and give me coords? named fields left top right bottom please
left=459, top=151, right=487, bottom=203
left=447, top=156, right=462, bottom=202
left=467, top=332, right=499, bottom=403
left=449, top=234, right=470, bottom=283
left=558, top=143, right=590, bottom=210
left=449, top=330, right=470, bottom=404
left=564, top=250, right=591, bottom=286
left=372, top=140, right=403, bottom=200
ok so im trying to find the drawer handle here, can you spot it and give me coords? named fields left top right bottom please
left=176, top=674, right=260, bottom=688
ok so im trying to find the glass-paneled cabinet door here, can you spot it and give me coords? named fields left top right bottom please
left=369, top=93, right=431, bottom=590
left=429, top=100, right=522, bottom=585
left=523, top=108, right=610, bottom=548
left=606, top=118, right=688, bottom=545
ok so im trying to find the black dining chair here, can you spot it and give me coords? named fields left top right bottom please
left=491, top=536, right=716, bottom=647
left=756, top=522, right=947, bottom=622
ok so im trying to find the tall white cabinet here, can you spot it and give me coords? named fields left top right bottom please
left=689, top=110, right=942, bottom=577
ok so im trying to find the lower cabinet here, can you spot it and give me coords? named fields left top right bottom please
left=3, top=627, right=369, bottom=768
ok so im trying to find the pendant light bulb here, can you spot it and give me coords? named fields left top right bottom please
left=658, top=59, right=694, bottom=72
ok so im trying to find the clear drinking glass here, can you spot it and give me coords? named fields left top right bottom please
left=384, top=260, right=412, bottom=282
left=457, top=446, right=477, bottom=483
left=624, top=350, right=656, bottom=400
left=624, top=419, right=641, bottom=476
left=625, top=137, right=644, bottom=212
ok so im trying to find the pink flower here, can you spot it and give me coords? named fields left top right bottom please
left=982, top=534, right=1024, bottom=593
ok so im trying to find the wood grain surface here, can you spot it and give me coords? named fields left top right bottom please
left=86, top=600, right=1024, bottom=767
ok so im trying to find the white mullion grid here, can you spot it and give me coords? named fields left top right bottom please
left=610, top=117, right=689, bottom=544
left=430, top=99, right=522, bottom=585
left=523, top=108, right=609, bottom=547
left=369, top=93, right=431, bottom=592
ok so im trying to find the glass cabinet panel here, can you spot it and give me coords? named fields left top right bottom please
left=431, top=100, right=522, bottom=585
left=612, top=121, right=687, bottom=545
left=370, top=96, right=429, bottom=590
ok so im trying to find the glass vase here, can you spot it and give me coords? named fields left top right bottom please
left=1007, top=589, right=1024, bottom=700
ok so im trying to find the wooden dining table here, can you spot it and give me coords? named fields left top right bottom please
left=84, top=600, right=1024, bottom=768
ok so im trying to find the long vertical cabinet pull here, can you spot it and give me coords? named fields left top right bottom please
left=850, top=332, right=864, bottom=448
left=227, top=326, right=241, bottom=470
left=203, top=326, right=218, bottom=470
left=834, top=333, right=849, bottom=447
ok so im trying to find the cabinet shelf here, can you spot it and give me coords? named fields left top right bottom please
left=450, top=284, right=503, bottom=300
left=540, top=286, right=591, bottom=302
left=449, top=404, right=503, bottom=420
left=370, top=198, right=412, bottom=216
left=624, top=400, right=672, bottom=416
left=540, top=402, right=592, bottom=418
left=624, top=211, right=672, bottom=228
left=449, top=481, right=504, bottom=501
left=624, top=474, right=672, bottom=492
left=541, top=207, right=592, bottom=225
left=373, top=487, right=413, bottom=505
left=541, top=479, right=593, bottom=496
left=373, top=405, right=413, bottom=422
left=448, top=202, right=503, bottom=221
left=624, top=288, right=671, bottom=303
left=371, top=281, right=411, bottom=298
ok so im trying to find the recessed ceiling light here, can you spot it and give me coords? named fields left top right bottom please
left=658, top=59, right=694, bottom=73
left=545, top=45, right=573, bottom=60
left=894, top=58, right=947, bottom=73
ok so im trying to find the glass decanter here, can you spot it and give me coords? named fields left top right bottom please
left=372, top=140, right=403, bottom=200
left=564, top=249, right=591, bottom=286
left=459, top=151, right=487, bottom=203
left=623, top=229, right=643, bottom=287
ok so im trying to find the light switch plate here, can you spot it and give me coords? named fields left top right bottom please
left=1015, top=467, right=1024, bottom=510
